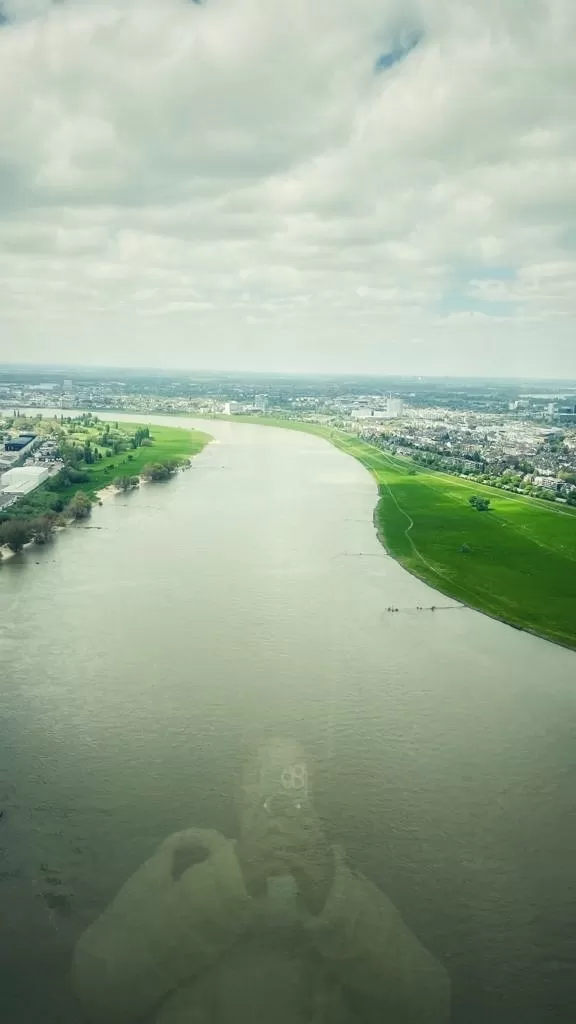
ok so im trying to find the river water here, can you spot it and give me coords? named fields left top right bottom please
left=0, top=413, right=575, bottom=1023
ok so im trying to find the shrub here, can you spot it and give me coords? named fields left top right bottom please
left=66, top=491, right=92, bottom=520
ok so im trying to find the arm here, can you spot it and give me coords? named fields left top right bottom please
left=305, top=851, right=450, bottom=1023
left=72, top=829, right=252, bottom=1024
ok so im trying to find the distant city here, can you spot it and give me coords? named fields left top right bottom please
left=2, top=366, right=576, bottom=507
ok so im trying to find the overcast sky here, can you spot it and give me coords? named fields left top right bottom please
left=0, top=0, right=575, bottom=378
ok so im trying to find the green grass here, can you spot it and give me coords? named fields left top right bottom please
left=330, top=435, right=576, bottom=648
left=82, top=424, right=210, bottom=492
left=3, top=424, right=211, bottom=520
left=209, top=416, right=576, bottom=649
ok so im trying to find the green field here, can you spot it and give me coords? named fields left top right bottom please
left=331, top=434, right=576, bottom=648
left=79, top=423, right=210, bottom=493
left=4, top=423, right=211, bottom=520
left=213, top=416, right=576, bottom=649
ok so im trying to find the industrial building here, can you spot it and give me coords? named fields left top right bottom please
left=4, top=433, right=37, bottom=452
left=0, top=466, right=49, bottom=496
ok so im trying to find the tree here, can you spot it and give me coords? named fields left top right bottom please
left=459, top=543, right=472, bottom=554
left=469, top=495, right=491, bottom=512
left=69, top=468, right=90, bottom=484
left=113, top=476, right=139, bottom=491
left=130, top=427, right=151, bottom=448
left=141, top=460, right=179, bottom=482
left=66, top=491, right=92, bottom=520
left=0, top=519, right=32, bottom=553
left=30, top=516, right=55, bottom=544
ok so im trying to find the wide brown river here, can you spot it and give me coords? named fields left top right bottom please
left=1, top=414, right=575, bottom=1023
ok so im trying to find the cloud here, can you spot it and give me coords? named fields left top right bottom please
left=0, top=0, right=575, bottom=376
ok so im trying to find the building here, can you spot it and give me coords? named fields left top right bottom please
left=4, top=433, right=37, bottom=452
left=350, top=398, right=404, bottom=421
left=254, top=394, right=269, bottom=413
left=386, top=397, right=404, bottom=419
left=533, top=475, right=562, bottom=490
left=0, top=465, right=49, bottom=496
left=351, top=408, right=390, bottom=421
left=223, top=401, right=243, bottom=415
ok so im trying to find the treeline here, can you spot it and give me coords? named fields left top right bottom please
left=407, top=451, right=576, bottom=505
left=55, top=423, right=151, bottom=464
left=0, top=516, right=55, bottom=553
left=141, top=459, right=181, bottom=481
left=411, top=451, right=481, bottom=475
left=113, top=458, right=182, bottom=490
left=93, top=423, right=151, bottom=457
left=0, top=492, right=92, bottom=556
left=113, top=476, right=140, bottom=491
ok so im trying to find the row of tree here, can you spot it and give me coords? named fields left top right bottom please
left=113, top=476, right=140, bottom=491
left=113, top=455, right=182, bottom=491
left=46, top=466, right=90, bottom=490
left=0, top=492, right=92, bottom=555
left=0, top=515, right=55, bottom=554
left=141, top=460, right=180, bottom=481
left=51, top=421, right=152, bottom=464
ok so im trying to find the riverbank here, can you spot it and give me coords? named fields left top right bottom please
left=0, top=421, right=211, bottom=560
left=333, top=433, right=576, bottom=650
left=198, top=415, right=576, bottom=650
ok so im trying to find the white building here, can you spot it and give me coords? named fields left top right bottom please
left=350, top=408, right=390, bottom=421
left=534, top=476, right=561, bottom=490
left=386, top=397, right=404, bottom=418
left=223, top=401, right=243, bottom=415
left=0, top=466, right=49, bottom=496
left=351, top=398, right=404, bottom=420
left=254, top=394, right=269, bottom=413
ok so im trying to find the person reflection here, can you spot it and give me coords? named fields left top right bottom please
left=73, top=738, right=450, bottom=1023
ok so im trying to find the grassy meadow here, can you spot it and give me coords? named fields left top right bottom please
left=82, top=424, right=210, bottom=492
left=334, top=434, right=576, bottom=648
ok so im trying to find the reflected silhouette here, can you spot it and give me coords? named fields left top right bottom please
left=73, top=738, right=449, bottom=1023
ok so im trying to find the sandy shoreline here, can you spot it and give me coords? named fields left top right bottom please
left=96, top=483, right=118, bottom=502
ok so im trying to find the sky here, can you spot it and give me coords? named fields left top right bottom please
left=0, top=0, right=575, bottom=378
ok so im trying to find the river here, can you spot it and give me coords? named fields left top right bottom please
left=0, top=413, right=575, bottom=1023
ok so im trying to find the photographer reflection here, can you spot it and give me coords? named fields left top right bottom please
left=73, top=738, right=449, bottom=1023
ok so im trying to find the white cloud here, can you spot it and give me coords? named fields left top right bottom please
left=0, top=0, right=575, bottom=376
